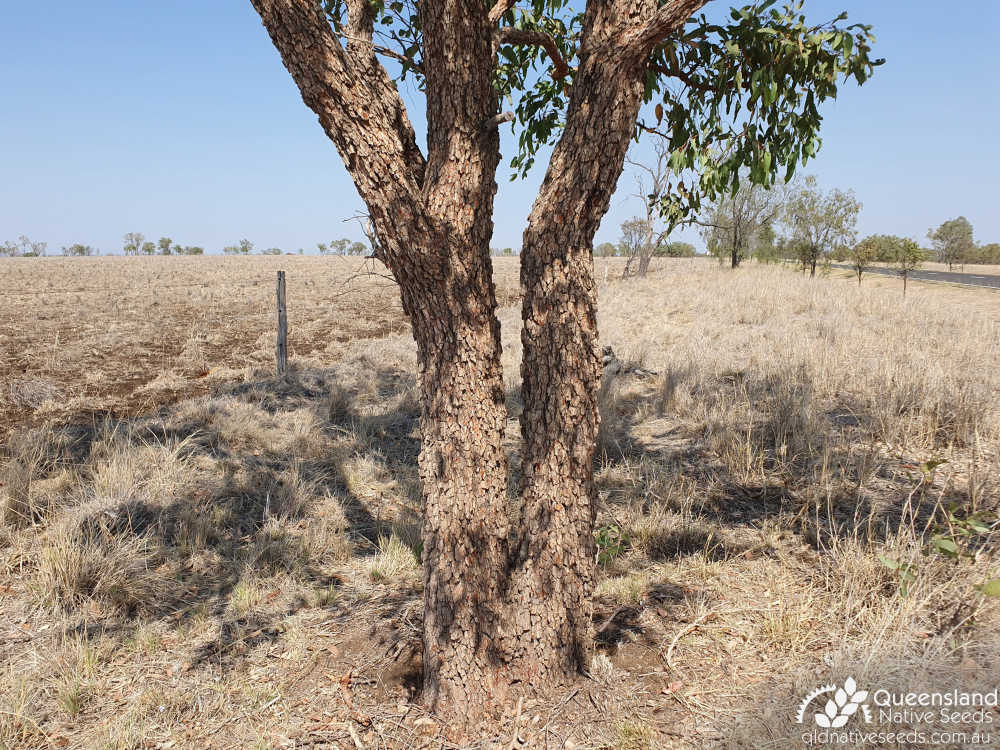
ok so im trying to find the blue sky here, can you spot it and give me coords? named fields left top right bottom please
left=1, top=1, right=997, bottom=255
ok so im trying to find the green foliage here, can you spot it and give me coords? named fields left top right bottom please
left=594, top=524, right=629, bottom=567
left=122, top=232, right=144, bottom=256
left=61, top=244, right=96, bottom=257
left=647, top=2, right=881, bottom=226
left=848, top=235, right=879, bottom=282
left=979, top=579, right=1000, bottom=598
left=698, top=176, right=787, bottom=266
left=594, top=242, right=620, bottom=257
left=656, top=240, right=696, bottom=257
left=157, top=237, right=173, bottom=255
left=140, top=241, right=156, bottom=255
left=260, top=247, right=283, bottom=255
left=224, top=239, right=255, bottom=255
left=320, top=0, right=879, bottom=211
left=783, top=176, right=860, bottom=273
left=929, top=503, right=994, bottom=561
left=5, top=235, right=48, bottom=257
left=878, top=555, right=916, bottom=597
left=973, top=242, right=1000, bottom=264
left=928, top=216, right=974, bottom=269
left=895, top=238, right=924, bottom=275
left=321, top=238, right=367, bottom=255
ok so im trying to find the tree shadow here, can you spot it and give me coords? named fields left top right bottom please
left=594, top=364, right=956, bottom=550
left=6, top=362, right=425, bottom=665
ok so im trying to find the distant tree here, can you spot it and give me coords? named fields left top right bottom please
left=594, top=242, right=619, bottom=258
left=157, top=237, right=174, bottom=255
left=0, top=240, right=18, bottom=257
left=751, top=221, right=778, bottom=262
left=618, top=218, right=653, bottom=278
left=783, top=177, right=860, bottom=276
left=623, top=140, right=670, bottom=277
left=123, top=232, right=144, bottom=256
left=61, top=243, right=95, bottom=256
left=895, top=238, right=924, bottom=296
left=696, top=175, right=787, bottom=269
left=928, top=217, right=974, bottom=270
left=225, top=240, right=253, bottom=255
left=849, top=235, right=881, bottom=285
left=329, top=239, right=350, bottom=255
left=976, top=242, right=1000, bottom=264
left=177, top=245, right=205, bottom=255
left=17, top=235, right=47, bottom=257
left=317, top=242, right=329, bottom=254
left=260, top=247, right=283, bottom=255
left=140, top=241, right=156, bottom=255
left=348, top=241, right=368, bottom=256
left=297, top=248, right=304, bottom=255
left=655, top=241, right=696, bottom=257
left=854, top=233, right=906, bottom=263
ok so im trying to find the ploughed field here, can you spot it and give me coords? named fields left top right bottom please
left=1, top=255, right=998, bottom=748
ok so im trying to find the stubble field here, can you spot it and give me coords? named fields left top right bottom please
left=1, top=255, right=998, bottom=749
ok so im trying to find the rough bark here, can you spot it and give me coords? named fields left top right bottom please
left=509, top=0, right=702, bottom=686
left=251, top=0, right=709, bottom=715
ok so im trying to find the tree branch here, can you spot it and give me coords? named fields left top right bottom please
left=250, top=0, right=428, bottom=262
left=483, top=111, right=516, bottom=130
left=620, top=0, right=709, bottom=60
left=649, top=61, right=715, bottom=93
left=333, top=30, right=424, bottom=73
left=499, top=27, right=571, bottom=80
left=488, top=0, right=519, bottom=26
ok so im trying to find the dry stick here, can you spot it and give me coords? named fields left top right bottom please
left=664, top=611, right=717, bottom=668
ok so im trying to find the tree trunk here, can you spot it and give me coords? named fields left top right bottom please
left=731, top=246, right=740, bottom=269
left=251, top=0, right=709, bottom=717
left=508, top=0, right=651, bottom=686
left=810, top=257, right=817, bottom=276
left=639, top=250, right=652, bottom=276
left=407, top=258, right=513, bottom=711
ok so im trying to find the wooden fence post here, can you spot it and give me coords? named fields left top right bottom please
left=276, top=270, right=288, bottom=375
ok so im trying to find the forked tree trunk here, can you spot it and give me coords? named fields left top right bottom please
left=251, top=0, right=707, bottom=717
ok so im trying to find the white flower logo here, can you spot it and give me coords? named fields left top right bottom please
left=796, top=677, right=872, bottom=727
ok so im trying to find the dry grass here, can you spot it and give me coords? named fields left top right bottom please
left=0, top=256, right=997, bottom=748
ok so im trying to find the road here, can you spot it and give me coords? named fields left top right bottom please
left=831, top=264, right=1000, bottom=290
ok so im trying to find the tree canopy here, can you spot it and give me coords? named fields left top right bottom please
left=320, top=0, right=880, bottom=220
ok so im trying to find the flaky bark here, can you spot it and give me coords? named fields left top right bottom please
left=510, top=0, right=704, bottom=684
left=251, top=0, right=708, bottom=715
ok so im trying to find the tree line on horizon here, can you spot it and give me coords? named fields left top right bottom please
left=608, top=168, right=999, bottom=281
left=2, top=214, right=997, bottom=268
left=0, top=233, right=372, bottom=258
